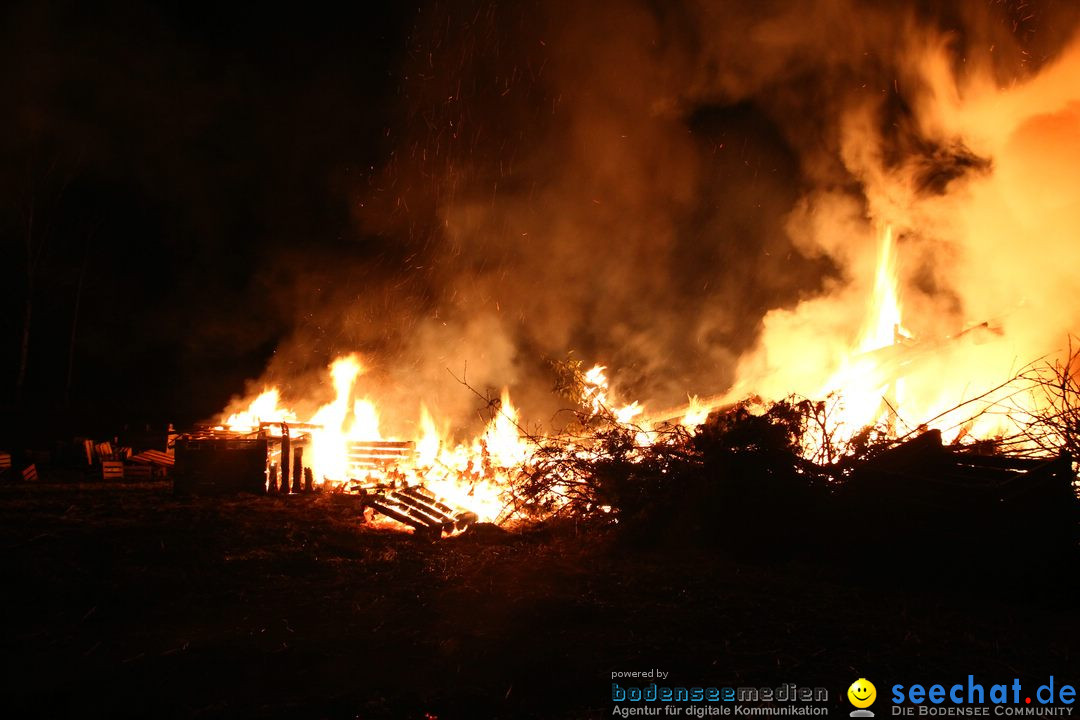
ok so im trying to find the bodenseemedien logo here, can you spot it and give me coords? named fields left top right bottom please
left=849, top=678, right=877, bottom=717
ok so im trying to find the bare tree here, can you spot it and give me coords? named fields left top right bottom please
left=14, top=160, right=75, bottom=404
left=65, top=223, right=96, bottom=406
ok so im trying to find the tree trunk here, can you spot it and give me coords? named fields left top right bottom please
left=65, top=231, right=91, bottom=407
left=15, top=202, right=34, bottom=404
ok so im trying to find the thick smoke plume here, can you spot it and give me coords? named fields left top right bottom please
left=234, top=0, right=1080, bottom=437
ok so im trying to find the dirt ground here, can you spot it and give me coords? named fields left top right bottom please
left=0, top=480, right=1076, bottom=719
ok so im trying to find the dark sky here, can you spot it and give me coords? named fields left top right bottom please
left=2, top=2, right=412, bottom=434
left=4, top=0, right=1076, bottom=441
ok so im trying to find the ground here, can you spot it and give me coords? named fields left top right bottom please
left=0, top=480, right=1076, bottom=719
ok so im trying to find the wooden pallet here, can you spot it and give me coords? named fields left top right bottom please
left=360, top=483, right=478, bottom=535
left=347, top=440, right=414, bottom=477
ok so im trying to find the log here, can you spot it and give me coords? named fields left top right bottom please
left=291, top=446, right=303, bottom=493
left=453, top=511, right=480, bottom=529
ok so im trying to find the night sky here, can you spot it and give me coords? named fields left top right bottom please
left=2, top=2, right=411, bottom=435
left=4, top=1, right=1075, bottom=441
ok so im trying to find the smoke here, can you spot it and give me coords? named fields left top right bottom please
left=244, top=0, right=1080, bottom=436
left=733, top=2, right=1080, bottom=425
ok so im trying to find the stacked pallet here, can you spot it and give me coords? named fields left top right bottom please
left=347, top=440, right=414, bottom=477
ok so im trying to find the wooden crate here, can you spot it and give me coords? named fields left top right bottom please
left=174, top=437, right=267, bottom=496
left=101, top=460, right=124, bottom=480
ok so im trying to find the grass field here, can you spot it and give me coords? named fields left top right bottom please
left=0, top=480, right=1076, bottom=719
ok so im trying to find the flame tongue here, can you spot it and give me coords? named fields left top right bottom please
left=223, top=388, right=296, bottom=431
left=817, top=224, right=909, bottom=443
left=859, top=225, right=905, bottom=353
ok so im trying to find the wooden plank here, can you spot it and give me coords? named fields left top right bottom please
left=131, top=449, right=175, bottom=467
left=348, top=451, right=412, bottom=460
left=348, top=440, right=415, bottom=450
left=348, top=461, right=399, bottom=470
left=101, top=460, right=124, bottom=480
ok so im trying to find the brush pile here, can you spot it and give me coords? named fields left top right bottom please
left=502, top=354, right=1080, bottom=559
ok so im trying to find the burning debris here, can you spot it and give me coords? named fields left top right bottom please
left=174, top=4, right=1080, bottom=543
left=205, top=222, right=1080, bottom=534
left=201, top=336, right=1078, bottom=547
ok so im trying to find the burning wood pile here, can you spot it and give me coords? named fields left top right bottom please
left=172, top=422, right=485, bottom=535
left=196, top=324, right=1080, bottom=542
left=201, top=172, right=1080, bottom=540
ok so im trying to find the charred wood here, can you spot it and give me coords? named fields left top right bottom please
left=280, top=426, right=291, bottom=495
left=291, top=446, right=303, bottom=494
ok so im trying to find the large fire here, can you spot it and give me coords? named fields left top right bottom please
left=216, top=353, right=663, bottom=525
left=216, top=21, right=1080, bottom=528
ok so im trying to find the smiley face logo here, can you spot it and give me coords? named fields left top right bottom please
left=848, top=678, right=877, bottom=709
